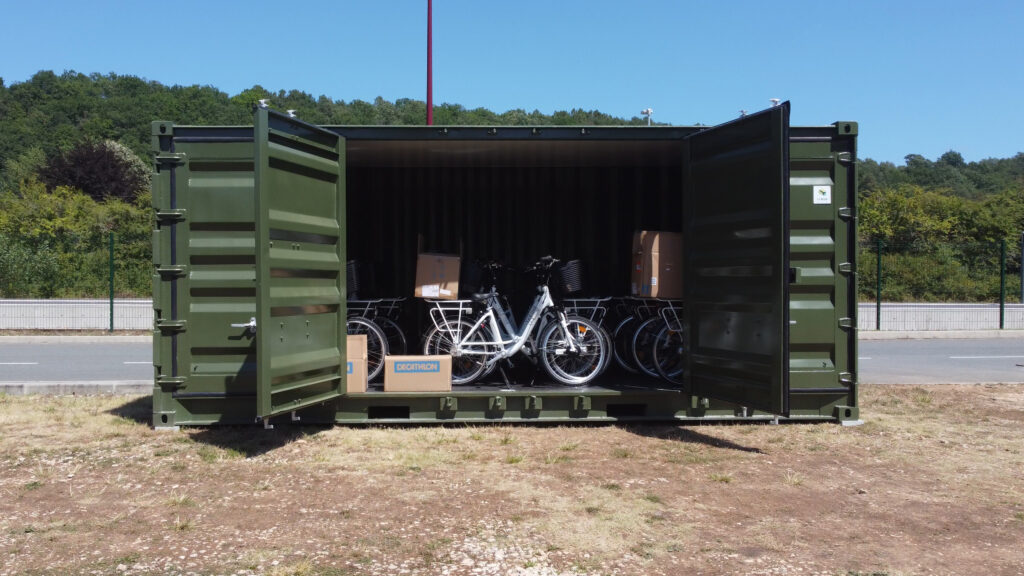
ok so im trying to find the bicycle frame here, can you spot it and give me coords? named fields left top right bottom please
left=437, top=285, right=580, bottom=370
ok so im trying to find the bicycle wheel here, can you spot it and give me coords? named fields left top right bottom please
left=423, top=319, right=492, bottom=385
left=611, top=315, right=639, bottom=373
left=596, top=325, right=614, bottom=376
left=630, top=316, right=663, bottom=378
left=538, top=317, right=607, bottom=385
left=374, top=317, right=408, bottom=356
left=652, top=324, right=685, bottom=386
left=347, top=316, right=388, bottom=382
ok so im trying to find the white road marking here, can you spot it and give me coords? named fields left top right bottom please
left=949, top=355, right=1024, bottom=359
left=0, top=362, right=38, bottom=365
left=858, top=357, right=872, bottom=360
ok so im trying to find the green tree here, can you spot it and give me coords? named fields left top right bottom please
left=39, top=139, right=150, bottom=201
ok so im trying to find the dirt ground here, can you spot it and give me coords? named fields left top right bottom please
left=1, top=384, right=1023, bottom=576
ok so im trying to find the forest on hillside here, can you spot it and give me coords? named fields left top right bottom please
left=1, top=70, right=1023, bottom=300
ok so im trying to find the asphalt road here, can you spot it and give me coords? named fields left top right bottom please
left=0, top=341, right=151, bottom=393
left=1, top=338, right=1023, bottom=391
left=858, top=338, right=1024, bottom=384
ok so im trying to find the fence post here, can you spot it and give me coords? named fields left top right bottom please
left=876, top=239, right=882, bottom=331
left=109, top=231, right=115, bottom=333
left=1000, top=238, right=1006, bottom=330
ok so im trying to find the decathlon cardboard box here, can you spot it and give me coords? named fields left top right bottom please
left=630, top=231, right=683, bottom=298
left=414, top=253, right=461, bottom=300
left=346, top=334, right=368, bottom=393
left=383, top=355, right=452, bottom=392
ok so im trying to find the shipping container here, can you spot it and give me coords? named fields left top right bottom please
left=150, top=103, right=859, bottom=428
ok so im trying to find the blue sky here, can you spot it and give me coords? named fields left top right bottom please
left=1, top=0, right=1021, bottom=164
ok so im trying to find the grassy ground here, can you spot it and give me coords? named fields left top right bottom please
left=1, top=384, right=1023, bottom=575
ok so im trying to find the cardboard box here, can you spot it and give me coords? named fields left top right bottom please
left=383, top=355, right=453, bottom=392
left=346, top=358, right=368, bottom=394
left=630, top=231, right=683, bottom=298
left=345, top=334, right=368, bottom=393
left=414, top=253, right=461, bottom=300
left=346, top=334, right=368, bottom=361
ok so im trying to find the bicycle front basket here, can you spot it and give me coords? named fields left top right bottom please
left=557, top=259, right=586, bottom=296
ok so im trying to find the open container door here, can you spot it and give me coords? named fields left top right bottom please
left=254, top=108, right=347, bottom=420
left=683, top=103, right=791, bottom=416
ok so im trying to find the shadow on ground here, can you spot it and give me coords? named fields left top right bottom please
left=189, top=424, right=333, bottom=457
left=623, top=424, right=764, bottom=454
left=108, top=394, right=151, bottom=424
left=106, top=395, right=331, bottom=458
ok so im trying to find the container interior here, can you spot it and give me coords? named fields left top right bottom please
left=345, top=138, right=685, bottom=388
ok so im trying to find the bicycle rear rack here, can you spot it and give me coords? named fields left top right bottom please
left=563, top=297, right=611, bottom=326
left=427, top=299, right=475, bottom=334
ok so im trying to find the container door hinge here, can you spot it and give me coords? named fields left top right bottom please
left=155, top=152, right=187, bottom=168
left=836, top=151, right=855, bottom=165
left=156, top=265, right=188, bottom=279
left=838, top=372, right=855, bottom=385
left=838, top=262, right=854, bottom=275
left=439, top=396, right=457, bottom=412
left=156, top=376, right=186, bottom=391
left=156, top=319, right=187, bottom=334
left=838, top=317, right=854, bottom=330
left=837, top=207, right=854, bottom=221
left=156, top=209, right=187, bottom=224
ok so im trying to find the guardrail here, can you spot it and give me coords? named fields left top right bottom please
left=0, top=299, right=152, bottom=330
left=2, top=300, right=1023, bottom=332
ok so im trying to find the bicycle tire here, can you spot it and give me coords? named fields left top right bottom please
left=652, top=324, right=685, bottom=386
left=347, top=316, right=388, bottom=382
left=611, top=315, right=639, bottom=374
left=422, top=319, right=493, bottom=385
left=630, top=316, right=663, bottom=378
left=538, top=317, right=607, bottom=385
left=374, top=316, right=408, bottom=356
left=596, top=324, right=614, bottom=376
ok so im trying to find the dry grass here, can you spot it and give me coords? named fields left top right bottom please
left=1, top=385, right=1023, bottom=575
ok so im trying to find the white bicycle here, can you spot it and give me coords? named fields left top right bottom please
left=422, top=257, right=608, bottom=386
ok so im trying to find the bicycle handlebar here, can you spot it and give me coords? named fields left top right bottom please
left=524, top=256, right=560, bottom=273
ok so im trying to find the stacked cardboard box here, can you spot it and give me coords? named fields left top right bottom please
left=631, top=231, right=683, bottom=298
left=346, top=334, right=368, bottom=393
left=414, top=253, right=461, bottom=300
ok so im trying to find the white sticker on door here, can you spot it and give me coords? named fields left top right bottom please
left=813, top=185, right=832, bottom=205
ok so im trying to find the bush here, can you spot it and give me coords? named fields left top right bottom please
left=39, top=139, right=150, bottom=201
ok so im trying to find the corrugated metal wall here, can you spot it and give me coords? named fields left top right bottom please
left=347, top=154, right=682, bottom=301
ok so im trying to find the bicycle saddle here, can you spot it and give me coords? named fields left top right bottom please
left=469, top=293, right=493, bottom=303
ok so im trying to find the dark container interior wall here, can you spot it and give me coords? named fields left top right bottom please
left=345, top=140, right=683, bottom=323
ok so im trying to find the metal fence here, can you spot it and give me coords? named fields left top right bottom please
left=3, top=239, right=1024, bottom=332
left=860, top=239, right=1023, bottom=330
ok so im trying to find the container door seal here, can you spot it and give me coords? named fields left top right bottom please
left=254, top=108, right=347, bottom=419
left=683, top=103, right=791, bottom=416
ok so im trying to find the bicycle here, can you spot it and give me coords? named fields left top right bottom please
left=562, top=297, right=614, bottom=376
left=610, top=298, right=663, bottom=374
left=346, top=298, right=395, bottom=383
left=422, top=257, right=608, bottom=386
left=650, top=302, right=685, bottom=385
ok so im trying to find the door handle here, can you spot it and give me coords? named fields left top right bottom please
left=231, top=317, right=257, bottom=334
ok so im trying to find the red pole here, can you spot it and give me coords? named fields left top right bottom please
left=426, top=0, right=433, bottom=125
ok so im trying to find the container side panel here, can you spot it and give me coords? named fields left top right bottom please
left=788, top=124, right=857, bottom=415
left=255, top=109, right=346, bottom=419
left=684, top=104, right=791, bottom=416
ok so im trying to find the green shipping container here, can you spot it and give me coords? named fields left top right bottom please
left=151, top=103, right=858, bottom=428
